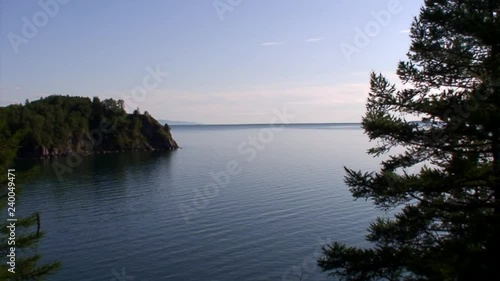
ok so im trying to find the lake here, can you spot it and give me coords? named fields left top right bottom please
left=15, top=123, right=387, bottom=281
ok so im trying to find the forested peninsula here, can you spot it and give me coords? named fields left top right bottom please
left=0, top=95, right=179, bottom=158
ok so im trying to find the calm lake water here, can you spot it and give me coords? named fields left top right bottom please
left=15, top=124, right=387, bottom=281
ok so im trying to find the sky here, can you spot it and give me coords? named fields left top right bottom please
left=0, top=0, right=424, bottom=124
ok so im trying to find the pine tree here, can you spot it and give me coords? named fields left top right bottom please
left=318, top=1, right=500, bottom=280
left=0, top=118, right=60, bottom=280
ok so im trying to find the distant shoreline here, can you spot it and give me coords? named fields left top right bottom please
left=169, top=122, right=362, bottom=126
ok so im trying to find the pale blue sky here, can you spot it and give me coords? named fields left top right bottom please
left=0, top=0, right=423, bottom=124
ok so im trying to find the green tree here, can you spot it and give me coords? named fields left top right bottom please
left=318, top=1, right=500, bottom=280
left=1, top=95, right=177, bottom=158
left=0, top=118, right=60, bottom=280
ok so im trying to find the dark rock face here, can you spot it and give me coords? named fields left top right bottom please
left=140, top=115, right=179, bottom=150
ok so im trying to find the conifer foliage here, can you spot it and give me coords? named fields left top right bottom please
left=319, top=1, right=500, bottom=280
left=0, top=118, right=60, bottom=280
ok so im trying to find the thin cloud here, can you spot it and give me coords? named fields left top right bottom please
left=305, top=37, right=324, bottom=43
left=261, top=42, right=284, bottom=46
left=232, top=112, right=270, bottom=115
left=399, top=29, right=410, bottom=33
left=286, top=99, right=362, bottom=105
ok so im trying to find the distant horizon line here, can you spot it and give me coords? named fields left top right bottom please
left=169, top=122, right=362, bottom=126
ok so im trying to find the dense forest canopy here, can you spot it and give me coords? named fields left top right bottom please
left=0, top=95, right=178, bottom=158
